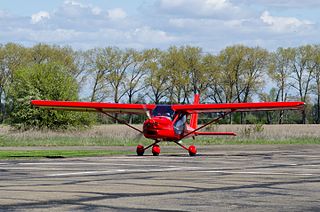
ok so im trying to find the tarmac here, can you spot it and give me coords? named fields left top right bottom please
left=0, top=145, right=319, bottom=211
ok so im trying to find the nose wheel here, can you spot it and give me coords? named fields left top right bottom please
left=152, top=144, right=161, bottom=156
left=136, top=144, right=161, bottom=156
left=136, top=140, right=161, bottom=156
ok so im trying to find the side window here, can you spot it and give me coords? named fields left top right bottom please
left=174, top=114, right=187, bottom=135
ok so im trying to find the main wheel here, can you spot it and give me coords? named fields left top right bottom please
left=136, top=145, right=144, bottom=156
left=152, top=144, right=161, bottom=156
left=188, top=145, right=197, bottom=156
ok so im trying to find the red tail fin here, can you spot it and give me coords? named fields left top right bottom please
left=190, top=94, right=199, bottom=129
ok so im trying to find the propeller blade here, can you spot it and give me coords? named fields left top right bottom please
left=134, top=132, right=144, bottom=140
left=146, top=110, right=151, bottom=119
left=143, top=105, right=151, bottom=119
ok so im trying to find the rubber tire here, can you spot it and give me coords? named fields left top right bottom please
left=188, top=145, right=197, bottom=156
left=152, top=144, right=160, bottom=156
left=136, top=145, right=144, bottom=156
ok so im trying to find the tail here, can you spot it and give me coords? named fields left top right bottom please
left=190, top=94, right=237, bottom=137
left=190, top=94, right=199, bottom=129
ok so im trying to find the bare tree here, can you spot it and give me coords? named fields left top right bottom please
left=144, top=49, right=169, bottom=104
left=123, top=50, right=147, bottom=104
left=268, top=47, right=294, bottom=123
left=84, top=48, right=111, bottom=102
left=290, top=45, right=316, bottom=123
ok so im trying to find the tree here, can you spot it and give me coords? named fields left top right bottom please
left=214, top=45, right=245, bottom=104
left=211, top=45, right=268, bottom=123
left=73, top=50, right=91, bottom=96
left=0, top=43, right=30, bottom=121
left=259, top=88, right=281, bottom=124
left=268, top=47, right=294, bottom=123
left=144, top=49, right=169, bottom=103
left=290, top=45, right=316, bottom=123
left=203, top=54, right=224, bottom=103
left=311, top=45, right=320, bottom=123
left=31, top=44, right=76, bottom=69
left=7, top=63, right=92, bottom=129
left=164, top=46, right=189, bottom=103
left=84, top=48, right=110, bottom=102
left=107, top=48, right=136, bottom=103
left=182, top=46, right=209, bottom=102
left=124, top=50, right=148, bottom=103
left=240, top=47, right=268, bottom=103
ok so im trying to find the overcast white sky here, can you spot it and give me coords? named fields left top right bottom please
left=0, top=0, right=319, bottom=52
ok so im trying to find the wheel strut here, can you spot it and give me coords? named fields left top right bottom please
left=136, top=140, right=161, bottom=156
left=137, top=140, right=196, bottom=156
left=173, top=141, right=197, bottom=156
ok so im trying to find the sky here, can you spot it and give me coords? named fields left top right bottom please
left=0, top=0, right=320, bottom=52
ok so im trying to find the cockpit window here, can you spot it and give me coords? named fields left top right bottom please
left=174, top=114, right=187, bottom=135
left=151, top=105, right=175, bottom=119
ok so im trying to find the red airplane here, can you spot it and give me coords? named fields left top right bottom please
left=31, top=94, right=304, bottom=156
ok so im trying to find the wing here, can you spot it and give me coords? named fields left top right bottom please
left=31, top=100, right=156, bottom=114
left=172, top=101, right=305, bottom=114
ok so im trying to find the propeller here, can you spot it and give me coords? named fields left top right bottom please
left=131, top=105, right=150, bottom=140
left=134, top=131, right=144, bottom=140
left=132, top=105, right=152, bottom=140
left=143, top=105, right=152, bottom=119
left=146, top=110, right=151, bottom=119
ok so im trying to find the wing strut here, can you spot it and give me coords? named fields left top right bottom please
left=97, top=109, right=143, bottom=134
left=175, top=110, right=235, bottom=143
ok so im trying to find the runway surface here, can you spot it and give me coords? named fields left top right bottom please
left=0, top=145, right=319, bottom=211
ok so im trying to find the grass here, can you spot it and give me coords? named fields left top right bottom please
left=0, top=136, right=152, bottom=147
left=0, top=124, right=320, bottom=158
left=1, top=124, right=320, bottom=147
left=1, top=135, right=320, bottom=147
left=0, top=150, right=132, bottom=159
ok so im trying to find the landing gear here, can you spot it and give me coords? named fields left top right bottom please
left=152, top=144, right=161, bottom=156
left=136, top=145, right=144, bottom=156
left=173, top=141, right=197, bottom=156
left=136, top=140, right=161, bottom=156
left=188, top=145, right=197, bottom=156
left=136, top=144, right=161, bottom=156
left=136, top=141, right=196, bottom=156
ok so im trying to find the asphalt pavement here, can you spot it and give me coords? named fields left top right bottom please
left=0, top=145, right=319, bottom=211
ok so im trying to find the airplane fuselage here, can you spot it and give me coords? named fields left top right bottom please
left=143, top=116, right=193, bottom=141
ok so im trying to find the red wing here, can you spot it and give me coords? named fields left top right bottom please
left=31, top=100, right=156, bottom=114
left=172, top=102, right=305, bottom=113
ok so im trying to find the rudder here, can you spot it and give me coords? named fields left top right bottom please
left=190, top=94, right=199, bottom=129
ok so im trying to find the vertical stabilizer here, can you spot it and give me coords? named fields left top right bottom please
left=190, top=94, right=199, bottom=129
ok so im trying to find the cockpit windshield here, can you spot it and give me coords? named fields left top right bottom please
left=151, top=105, right=175, bottom=119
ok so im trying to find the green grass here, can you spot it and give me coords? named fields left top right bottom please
left=1, top=135, right=320, bottom=147
left=0, top=150, right=132, bottom=159
left=0, top=136, right=150, bottom=147
left=1, top=124, right=320, bottom=159
left=1, top=137, right=319, bottom=159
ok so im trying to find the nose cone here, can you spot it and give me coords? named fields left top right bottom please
left=143, top=118, right=157, bottom=129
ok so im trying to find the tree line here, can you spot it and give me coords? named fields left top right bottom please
left=1, top=43, right=319, bottom=128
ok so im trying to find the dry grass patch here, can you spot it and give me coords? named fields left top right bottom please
left=0, top=124, right=320, bottom=147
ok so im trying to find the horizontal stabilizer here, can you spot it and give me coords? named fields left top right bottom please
left=195, top=132, right=236, bottom=136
